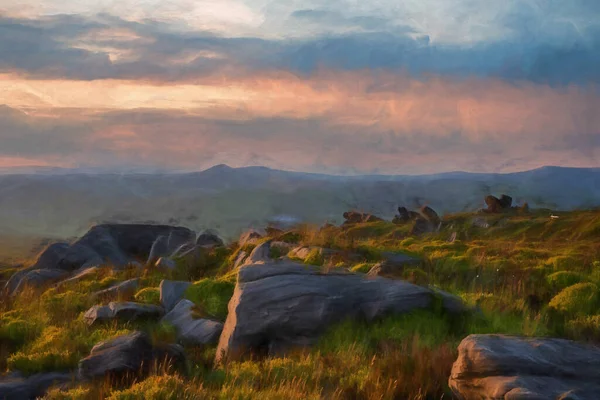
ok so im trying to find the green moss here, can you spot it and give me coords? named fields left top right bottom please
left=549, top=283, right=600, bottom=316
left=184, top=278, right=235, bottom=320
left=134, top=287, right=160, bottom=305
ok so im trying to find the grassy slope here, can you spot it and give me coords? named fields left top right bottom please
left=2, top=209, right=600, bottom=399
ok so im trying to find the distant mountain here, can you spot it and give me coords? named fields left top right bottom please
left=0, top=165, right=598, bottom=242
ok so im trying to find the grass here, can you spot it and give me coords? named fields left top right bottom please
left=3, top=208, right=600, bottom=398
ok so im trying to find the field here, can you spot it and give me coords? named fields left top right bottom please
left=2, top=209, right=600, bottom=399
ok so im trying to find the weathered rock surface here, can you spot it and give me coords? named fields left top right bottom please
left=83, top=302, right=164, bottom=325
left=239, top=230, right=263, bottom=246
left=419, top=206, right=441, bottom=224
left=159, top=280, right=191, bottom=312
left=7, top=224, right=196, bottom=295
left=10, top=269, right=69, bottom=295
left=367, top=252, right=421, bottom=277
left=55, top=266, right=99, bottom=288
left=243, top=241, right=271, bottom=265
left=161, top=300, right=223, bottom=345
left=78, top=331, right=185, bottom=381
left=449, top=334, right=600, bottom=400
left=0, top=372, right=72, bottom=400
left=195, top=230, right=224, bottom=248
left=93, top=278, right=139, bottom=299
left=216, top=261, right=465, bottom=362
left=233, top=251, right=249, bottom=269
left=155, top=257, right=177, bottom=270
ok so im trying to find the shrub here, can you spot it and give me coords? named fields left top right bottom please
left=549, top=283, right=600, bottom=317
left=184, top=278, right=235, bottom=320
left=547, top=271, right=585, bottom=292
left=565, top=315, right=600, bottom=342
left=45, top=387, right=91, bottom=400
left=8, top=349, right=78, bottom=374
left=134, top=287, right=160, bottom=305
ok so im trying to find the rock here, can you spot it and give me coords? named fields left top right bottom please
left=396, top=207, right=410, bottom=222
left=472, top=217, right=490, bottom=229
left=78, top=331, right=185, bottom=381
left=343, top=211, right=383, bottom=225
left=419, top=206, right=441, bottom=224
left=215, top=261, right=465, bottom=362
left=30, top=243, right=71, bottom=270
left=146, top=235, right=170, bottom=266
left=367, top=252, right=421, bottom=277
left=161, top=300, right=223, bottom=345
left=83, top=302, right=164, bottom=325
left=449, top=334, right=600, bottom=400
left=160, top=280, right=191, bottom=312
left=499, top=194, right=513, bottom=209
left=233, top=251, right=248, bottom=269
left=239, top=230, right=263, bottom=246
left=0, top=372, right=72, bottom=400
left=55, top=266, right=99, bottom=288
left=485, top=195, right=503, bottom=213
left=93, top=278, right=139, bottom=299
left=155, top=257, right=177, bottom=270
left=243, top=241, right=271, bottom=265
left=196, top=230, right=224, bottom=248
left=11, top=269, right=69, bottom=295
left=410, top=218, right=436, bottom=235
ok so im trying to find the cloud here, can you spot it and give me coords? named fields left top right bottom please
left=0, top=10, right=599, bottom=85
left=1, top=69, right=598, bottom=173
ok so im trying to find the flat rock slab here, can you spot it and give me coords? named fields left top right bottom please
left=161, top=300, right=223, bottom=345
left=159, top=280, right=191, bottom=312
left=449, top=334, right=600, bottom=400
left=78, top=331, right=185, bottom=381
left=0, top=372, right=72, bottom=400
left=84, top=302, right=164, bottom=325
left=216, top=261, right=465, bottom=362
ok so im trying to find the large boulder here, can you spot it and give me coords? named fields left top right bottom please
left=30, top=243, right=71, bottom=270
left=0, top=372, right=72, bottom=400
left=159, top=280, right=191, bottom=312
left=161, top=300, right=223, bottom=345
left=83, top=302, right=164, bottom=325
left=215, top=261, right=465, bottom=363
left=449, top=334, right=600, bottom=400
left=78, top=331, right=185, bottom=381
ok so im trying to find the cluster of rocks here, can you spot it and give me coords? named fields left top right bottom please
left=4, top=223, right=600, bottom=400
left=482, top=194, right=529, bottom=214
left=3, top=224, right=225, bottom=297
left=393, top=205, right=442, bottom=235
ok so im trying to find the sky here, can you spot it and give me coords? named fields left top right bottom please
left=0, top=0, right=599, bottom=174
